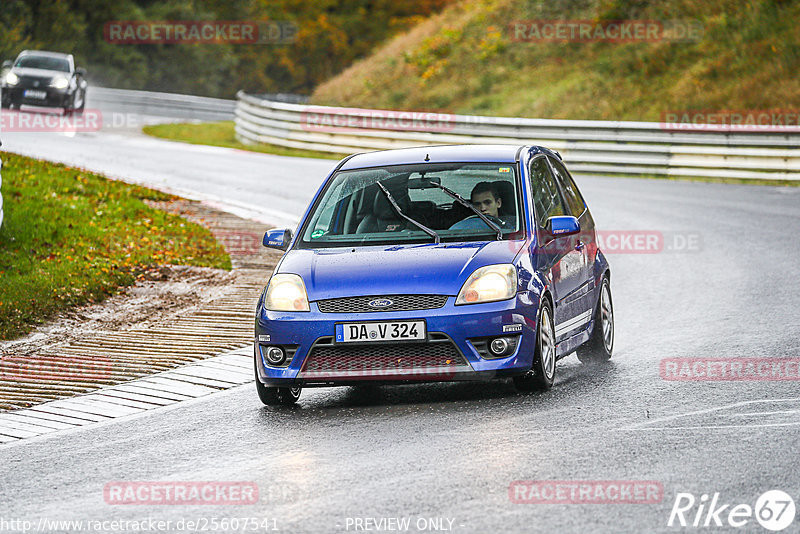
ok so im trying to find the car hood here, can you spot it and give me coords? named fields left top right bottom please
left=11, top=67, right=65, bottom=78
left=278, top=240, right=526, bottom=300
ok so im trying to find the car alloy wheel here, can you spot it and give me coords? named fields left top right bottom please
left=577, top=275, right=613, bottom=364
left=513, top=298, right=556, bottom=392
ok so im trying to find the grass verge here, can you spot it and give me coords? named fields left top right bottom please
left=143, top=121, right=345, bottom=160
left=312, top=0, right=800, bottom=121
left=0, top=152, right=231, bottom=340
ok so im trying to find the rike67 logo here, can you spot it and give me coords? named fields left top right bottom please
left=668, top=490, right=796, bottom=531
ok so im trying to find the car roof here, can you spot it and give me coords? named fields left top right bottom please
left=18, top=50, right=72, bottom=59
left=339, top=144, right=557, bottom=170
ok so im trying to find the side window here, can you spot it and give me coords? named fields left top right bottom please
left=529, top=157, right=566, bottom=227
left=549, top=157, right=585, bottom=218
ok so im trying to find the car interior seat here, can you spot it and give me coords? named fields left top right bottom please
left=356, top=187, right=410, bottom=233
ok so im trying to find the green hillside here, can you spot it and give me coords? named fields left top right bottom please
left=311, top=0, right=800, bottom=121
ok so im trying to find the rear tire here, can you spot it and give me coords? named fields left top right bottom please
left=577, top=276, right=614, bottom=364
left=254, top=358, right=301, bottom=406
left=513, top=299, right=556, bottom=392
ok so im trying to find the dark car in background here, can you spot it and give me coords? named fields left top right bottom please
left=1, top=50, right=87, bottom=114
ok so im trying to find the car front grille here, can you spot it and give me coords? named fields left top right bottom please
left=316, top=294, right=448, bottom=313
left=17, top=75, right=52, bottom=88
left=299, top=334, right=470, bottom=380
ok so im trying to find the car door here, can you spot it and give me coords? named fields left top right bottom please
left=547, top=156, right=595, bottom=336
left=528, top=156, right=584, bottom=340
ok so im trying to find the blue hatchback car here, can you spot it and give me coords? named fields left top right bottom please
left=254, top=145, right=613, bottom=405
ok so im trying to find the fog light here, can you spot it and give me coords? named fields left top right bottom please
left=265, top=346, right=285, bottom=365
left=489, top=337, right=510, bottom=356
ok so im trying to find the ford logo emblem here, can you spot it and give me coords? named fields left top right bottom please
left=368, top=298, right=393, bottom=308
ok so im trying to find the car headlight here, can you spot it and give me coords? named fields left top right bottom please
left=5, top=72, right=19, bottom=86
left=456, top=264, right=517, bottom=305
left=264, top=274, right=310, bottom=312
left=50, top=76, right=69, bottom=89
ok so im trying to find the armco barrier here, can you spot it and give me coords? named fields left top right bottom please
left=88, top=87, right=236, bottom=121
left=234, top=91, right=800, bottom=181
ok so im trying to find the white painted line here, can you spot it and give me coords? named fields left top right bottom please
left=109, top=384, right=193, bottom=402
left=136, top=377, right=220, bottom=397
left=0, top=418, right=61, bottom=435
left=164, top=372, right=241, bottom=389
left=171, top=366, right=250, bottom=383
left=727, top=409, right=800, bottom=418
left=28, top=405, right=113, bottom=422
left=0, top=413, right=76, bottom=431
left=0, top=425, right=40, bottom=439
left=5, top=409, right=88, bottom=426
left=0, top=419, right=58, bottom=435
left=53, top=398, right=144, bottom=417
left=195, top=358, right=253, bottom=372
left=201, top=357, right=252, bottom=370
left=628, top=422, right=800, bottom=430
left=623, top=397, right=800, bottom=431
left=96, top=390, right=176, bottom=406
left=88, top=394, right=167, bottom=411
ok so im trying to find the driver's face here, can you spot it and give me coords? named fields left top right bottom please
left=471, top=191, right=501, bottom=217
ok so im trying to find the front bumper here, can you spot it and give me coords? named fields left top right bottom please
left=255, top=293, right=540, bottom=387
left=6, top=86, right=71, bottom=108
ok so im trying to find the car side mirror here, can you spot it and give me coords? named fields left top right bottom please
left=2, top=60, right=11, bottom=70
left=263, top=228, right=292, bottom=251
left=75, top=67, right=87, bottom=77
left=546, top=215, right=580, bottom=237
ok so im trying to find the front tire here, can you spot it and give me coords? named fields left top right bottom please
left=74, top=91, right=85, bottom=114
left=513, top=298, right=556, bottom=392
left=577, top=276, right=614, bottom=364
left=254, top=358, right=301, bottom=406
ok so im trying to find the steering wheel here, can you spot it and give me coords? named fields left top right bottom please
left=448, top=214, right=505, bottom=230
left=470, top=214, right=503, bottom=224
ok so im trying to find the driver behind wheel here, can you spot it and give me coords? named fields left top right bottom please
left=471, top=181, right=502, bottom=218
left=449, top=181, right=515, bottom=230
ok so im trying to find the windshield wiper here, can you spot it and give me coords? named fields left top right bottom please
left=376, top=182, right=440, bottom=244
left=423, top=180, right=503, bottom=240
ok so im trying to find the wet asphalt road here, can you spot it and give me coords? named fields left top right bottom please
left=1, top=101, right=800, bottom=533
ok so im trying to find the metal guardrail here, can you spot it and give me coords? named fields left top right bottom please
left=234, top=91, right=800, bottom=181
left=88, top=87, right=236, bottom=121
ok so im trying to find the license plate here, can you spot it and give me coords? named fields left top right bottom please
left=335, top=320, right=426, bottom=343
left=24, top=90, right=46, bottom=99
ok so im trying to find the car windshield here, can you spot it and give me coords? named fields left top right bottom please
left=15, top=55, right=70, bottom=72
left=299, top=162, right=523, bottom=248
